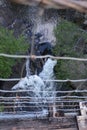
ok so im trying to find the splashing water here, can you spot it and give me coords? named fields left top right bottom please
left=12, top=75, right=44, bottom=97
left=12, top=58, right=57, bottom=105
left=39, top=58, right=57, bottom=79
left=12, top=7, right=58, bottom=114
left=39, top=58, right=57, bottom=101
left=26, top=58, right=31, bottom=78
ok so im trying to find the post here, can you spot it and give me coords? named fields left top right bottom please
left=79, top=102, right=87, bottom=116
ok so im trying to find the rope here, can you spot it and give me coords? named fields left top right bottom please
left=1, top=53, right=87, bottom=61
left=0, top=78, right=87, bottom=82
left=1, top=53, right=87, bottom=82
left=0, top=109, right=79, bottom=114
left=0, top=104, right=79, bottom=108
left=0, top=100, right=84, bottom=104
left=0, top=89, right=87, bottom=93
left=0, top=96, right=87, bottom=100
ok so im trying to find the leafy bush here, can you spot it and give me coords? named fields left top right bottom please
left=53, top=19, right=87, bottom=79
left=0, top=26, right=28, bottom=78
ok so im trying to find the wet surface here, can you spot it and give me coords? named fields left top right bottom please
left=77, top=116, right=87, bottom=130
left=0, top=117, right=78, bottom=130
left=0, top=127, right=77, bottom=130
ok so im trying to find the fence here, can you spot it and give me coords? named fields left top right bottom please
left=0, top=90, right=87, bottom=115
left=0, top=54, right=87, bottom=118
left=0, top=87, right=87, bottom=117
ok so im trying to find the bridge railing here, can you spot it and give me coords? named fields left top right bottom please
left=0, top=54, right=87, bottom=117
left=0, top=89, right=87, bottom=117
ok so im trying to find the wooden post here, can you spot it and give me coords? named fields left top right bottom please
left=79, top=102, right=87, bottom=116
left=53, top=102, right=56, bottom=117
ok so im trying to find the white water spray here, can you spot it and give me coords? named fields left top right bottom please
left=26, top=58, right=31, bottom=78
left=12, top=8, right=58, bottom=114
left=12, top=58, right=57, bottom=104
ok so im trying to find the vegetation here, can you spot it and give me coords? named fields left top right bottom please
left=0, top=105, right=4, bottom=112
left=0, top=26, right=28, bottom=78
left=53, top=19, right=87, bottom=80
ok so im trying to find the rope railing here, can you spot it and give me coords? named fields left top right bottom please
left=0, top=100, right=84, bottom=104
left=0, top=109, right=80, bottom=113
left=1, top=53, right=87, bottom=82
left=0, top=78, right=87, bottom=82
left=0, top=99, right=86, bottom=104
left=0, top=101, right=81, bottom=113
left=0, top=89, right=87, bottom=93
left=0, top=89, right=86, bottom=115
left=0, top=105, right=79, bottom=108
left=1, top=53, right=87, bottom=61
left=0, top=96, right=87, bottom=101
left=0, top=100, right=82, bottom=104
left=0, top=53, right=87, bottom=115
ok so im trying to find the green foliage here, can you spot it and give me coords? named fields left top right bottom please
left=0, top=26, right=28, bottom=78
left=0, top=105, right=4, bottom=112
left=54, top=19, right=87, bottom=56
left=53, top=19, right=87, bottom=79
left=54, top=60, right=87, bottom=80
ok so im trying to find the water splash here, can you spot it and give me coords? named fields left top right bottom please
left=39, top=58, right=57, bottom=79
left=12, top=58, right=57, bottom=104
left=26, top=58, right=31, bottom=78
left=12, top=75, right=44, bottom=100
left=12, top=8, right=58, bottom=114
left=39, top=58, right=57, bottom=102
